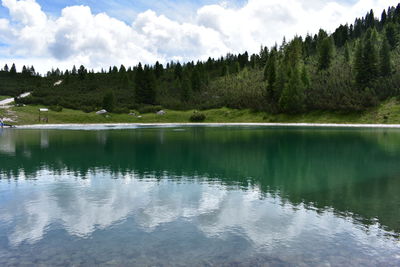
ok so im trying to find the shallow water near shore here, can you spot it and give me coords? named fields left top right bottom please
left=0, top=126, right=399, bottom=266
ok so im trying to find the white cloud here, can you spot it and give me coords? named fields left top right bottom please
left=0, top=0, right=399, bottom=73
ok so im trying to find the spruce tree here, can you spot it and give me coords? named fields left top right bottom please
left=142, top=66, right=156, bottom=105
left=354, top=40, right=367, bottom=87
left=191, top=69, right=201, bottom=91
left=363, top=29, right=379, bottom=80
left=344, top=43, right=351, bottom=63
left=119, top=65, right=126, bottom=73
left=10, top=63, right=16, bottom=74
left=181, top=74, right=192, bottom=102
left=174, top=62, right=183, bottom=80
left=102, top=91, right=115, bottom=112
left=318, top=37, right=334, bottom=70
left=385, top=23, right=399, bottom=48
left=4, top=64, right=9, bottom=72
left=265, top=50, right=277, bottom=104
left=380, top=37, right=392, bottom=76
left=279, top=66, right=305, bottom=113
left=78, top=65, right=86, bottom=80
left=301, top=65, right=310, bottom=89
left=381, top=10, right=387, bottom=25
left=134, top=63, right=145, bottom=103
left=154, top=61, right=163, bottom=78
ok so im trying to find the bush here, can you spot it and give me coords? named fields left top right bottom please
left=190, top=112, right=206, bottom=122
left=138, top=105, right=163, bottom=114
left=49, top=105, right=63, bottom=112
left=82, top=106, right=95, bottom=113
left=113, top=107, right=130, bottom=114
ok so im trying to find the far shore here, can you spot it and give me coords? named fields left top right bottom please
left=12, top=122, right=400, bottom=129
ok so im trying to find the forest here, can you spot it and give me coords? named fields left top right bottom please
left=1, top=4, right=400, bottom=115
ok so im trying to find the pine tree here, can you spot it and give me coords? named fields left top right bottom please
left=259, top=46, right=269, bottom=66
left=318, top=37, right=334, bottom=70
left=363, top=29, right=379, bottom=80
left=10, top=63, right=16, bottom=74
left=279, top=66, right=305, bottom=113
left=181, top=74, right=192, bottom=102
left=380, top=36, right=392, bottom=76
left=102, top=91, right=115, bottom=112
left=72, top=65, right=77, bottom=75
left=385, top=23, right=399, bottom=48
left=381, top=10, right=387, bottom=25
left=78, top=65, right=86, bottom=80
left=3, top=64, right=9, bottom=72
left=221, top=64, right=229, bottom=76
left=29, top=66, right=35, bottom=76
left=354, top=40, right=367, bottom=87
left=191, top=69, right=201, bottom=91
left=154, top=61, right=163, bottom=79
left=233, top=62, right=240, bottom=74
left=119, top=65, right=126, bottom=73
left=174, top=62, right=183, bottom=80
left=365, top=9, right=375, bottom=28
left=301, top=65, right=310, bottom=89
left=265, top=50, right=277, bottom=104
left=135, top=65, right=156, bottom=105
left=344, top=42, right=351, bottom=63
left=22, top=65, right=28, bottom=75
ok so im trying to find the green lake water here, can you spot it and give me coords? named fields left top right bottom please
left=0, top=126, right=399, bottom=266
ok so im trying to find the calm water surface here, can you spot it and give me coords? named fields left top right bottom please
left=0, top=126, right=399, bottom=266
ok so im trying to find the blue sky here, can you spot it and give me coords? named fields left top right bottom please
left=0, top=0, right=247, bottom=23
left=0, top=0, right=395, bottom=73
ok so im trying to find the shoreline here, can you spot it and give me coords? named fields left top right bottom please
left=12, top=122, right=400, bottom=129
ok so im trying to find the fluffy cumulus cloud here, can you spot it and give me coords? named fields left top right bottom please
left=0, top=0, right=399, bottom=73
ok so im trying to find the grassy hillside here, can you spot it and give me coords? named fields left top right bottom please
left=2, top=97, right=399, bottom=125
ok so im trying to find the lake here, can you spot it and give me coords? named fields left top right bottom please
left=0, top=126, right=399, bottom=266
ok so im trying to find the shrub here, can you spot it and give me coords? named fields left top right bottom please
left=102, top=91, right=115, bottom=112
left=82, top=106, right=95, bottom=113
left=190, top=112, right=206, bottom=122
left=138, top=105, right=163, bottom=114
left=49, top=105, right=63, bottom=112
left=113, top=107, right=130, bottom=114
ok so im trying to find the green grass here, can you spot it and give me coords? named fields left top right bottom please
left=0, top=95, right=11, bottom=101
left=6, top=97, right=400, bottom=125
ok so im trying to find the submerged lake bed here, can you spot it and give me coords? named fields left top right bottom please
left=0, top=126, right=399, bottom=266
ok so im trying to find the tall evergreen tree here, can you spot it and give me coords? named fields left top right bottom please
left=354, top=40, right=367, bottom=87
left=102, top=91, right=115, bottom=112
left=3, top=64, right=9, bottom=72
left=363, top=29, right=379, bottom=80
left=380, top=36, right=392, bottom=76
left=265, top=50, right=278, bottom=105
left=181, top=74, right=192, bottom=102
left=134, top=65, right=156, bottom=105
left=259, top=46, right=269, bottom=66
left=135, top=63, right=145, bottom=103
left=191, top=69, right=201, bottom=91
left=174, top=62, right=183, bottom=80
left=119, top=65, right=126, bottom=73
left=344, top=42, right=351, bottom=63
left=318, top=37, right=334, bottom=70
left=154, top=61, right=164, bottom=79
left=279, top=66, right=305, bottom=113
left=10, top=63, right=16, bottom=74
left=381, top=10, right=387, bottom=25
left=385, top=23, right=399, bottom=48
left=301, top=65, right=310, bottom=89
left=78, top=65, right=86, bottom=80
